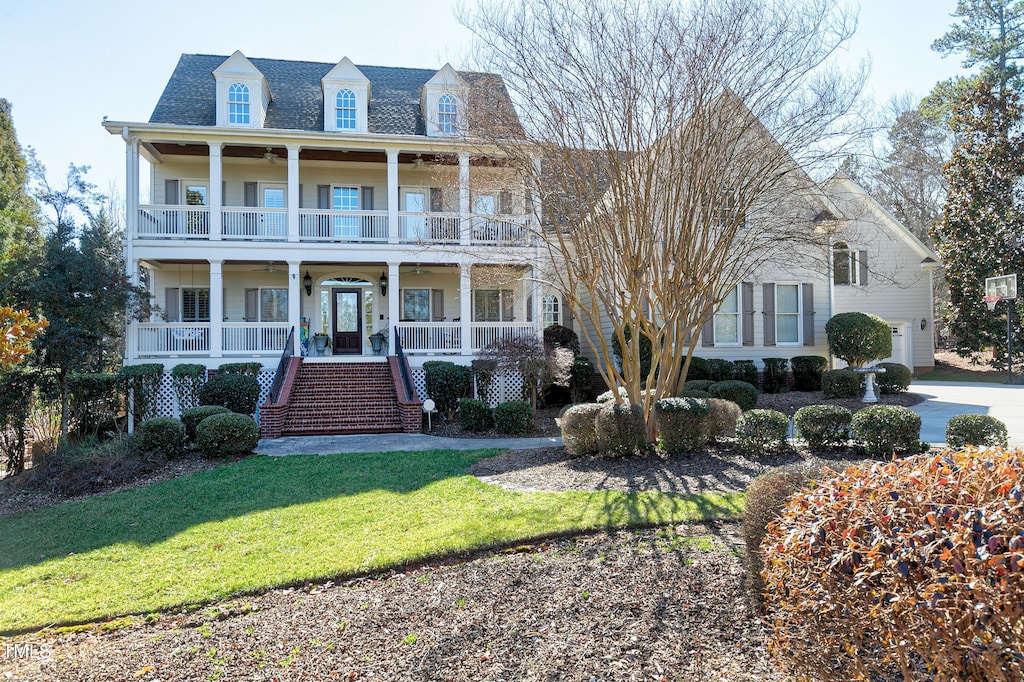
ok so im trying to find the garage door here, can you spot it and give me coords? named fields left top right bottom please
left=882, top=323, right=907, bottom=366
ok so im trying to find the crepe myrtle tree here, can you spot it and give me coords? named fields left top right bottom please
left=459, top=0, right=868, bottom=435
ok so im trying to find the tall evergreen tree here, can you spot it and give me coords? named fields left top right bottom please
left=0, top=99, right=40, bottom=298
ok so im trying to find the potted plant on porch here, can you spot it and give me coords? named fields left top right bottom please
left=312, top=333, right=330, bottom=356
left=369, top=330, right=388, bottom=355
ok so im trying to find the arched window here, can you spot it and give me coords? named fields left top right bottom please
left=542, top=294, right=560, bottom=327
left=438, top=94, right=457, bottom=134
left=228, top=83, right=250, bottom=125
left=336, top=88, right=357, bottom=130
left=833, top=241, right=859, bottom=285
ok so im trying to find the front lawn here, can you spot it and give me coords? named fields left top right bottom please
left=0, top=449, right=741, bottom=634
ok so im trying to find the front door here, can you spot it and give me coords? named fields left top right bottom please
left=332, top=288, right=362, bottom=354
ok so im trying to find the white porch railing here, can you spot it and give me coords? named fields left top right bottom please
left=398, top=213, right=460, bottom=243
left=299, top=210, right=388, bottom=241
left=471, top=322, right=536, bottom=350
left=470, top=216, right=531, bottom=244
left=222, top=208, right=288, bottom=239
left=136, top=205, right=210, bottom=238
left=396, top=322, right=462, bottom=353
left=136, top=323, right=210, bottom=355
left=222, top=323, right=290, bottom=353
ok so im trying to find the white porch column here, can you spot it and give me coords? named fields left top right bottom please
left=288, top=261, right=301, bottom=354
left=209, top=259, right=223, bottom=358
left=208, top=142, right=223, bottom=241
left=388, top=262, right=400, bottom=351
left=287, top=145, right=300, bottom=242
left=460, top=261, right=473, bottom=355
left=531, top=266, right=542, bottom=333
left=124, top=132, right=140, bottom=244
left=459, top=152, right=471, bottom=245
left=386, top=149, right=399, bottom=244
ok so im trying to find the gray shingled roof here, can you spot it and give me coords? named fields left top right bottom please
left=148, top=53, right=517, bottom=137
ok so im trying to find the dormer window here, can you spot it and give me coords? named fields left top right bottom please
left=336, top=89, right=357, bottom=130
left=227, top=82, right=250, bottom=125
left=438, top=94, right=457, bottom=134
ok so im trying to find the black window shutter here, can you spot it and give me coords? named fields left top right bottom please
left=244, top=288, right=259, bottom=322
left=498, top=190, right=512, bottom=214
left=802, top=283, right=815, bottom=346
left=298, top=184, right=304, bottom=209
left=859, top=250, right=869, bottom=285
left=430, top=187, right=443, bottom=212
left=526, top=295, right=533, bottom=322
left=164, top=179, right=179, bottom=205
left=741, top=282, right=754, bottom=346
left=244, top=182, right=258, bottom=208
left=221, top=180, right=226, bottom=206
left=317, top=185, right=330, bottom=210
left=361, top=186, right=374, bottom=211
left=501, top=290, right=514, bottom=321
left=763, top=283, right=776, bottom=347
left=431, top=289, right=445, bottom=321
left=164, top=288, right=180, bottom=322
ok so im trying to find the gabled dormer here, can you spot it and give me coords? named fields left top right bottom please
left=422, top=64, right=466, bottom=137
left=213, top=51, right=271, bottom=128
left=321, top=57, right=370, bottom=133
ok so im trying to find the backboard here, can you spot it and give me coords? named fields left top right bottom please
left=985, top=273, right=1018, bottom=300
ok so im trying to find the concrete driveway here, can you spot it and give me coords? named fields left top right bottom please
left=909, top=381, right=1024, bottom=447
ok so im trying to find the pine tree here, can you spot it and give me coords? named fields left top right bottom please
left=0, top=99, right=40, bottom=299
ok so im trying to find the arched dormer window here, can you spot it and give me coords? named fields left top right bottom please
left=438, top=94, right=457, bottom=134
left=336, top=88, right=357, bottom=130
left=228, top=82, right=250, bottom=125
left=542, top=294, right=560, bottom=327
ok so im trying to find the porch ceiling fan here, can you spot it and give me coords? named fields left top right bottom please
left=251, top=262, right=282, bottom=273
left=407, top=264, right=433, bottom=275
left=263, top=147, right=279, bottom=164
left=411, top=153, right=424, bottom=167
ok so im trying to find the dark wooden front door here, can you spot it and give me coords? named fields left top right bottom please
left=332, top=288, right=362, bottom=354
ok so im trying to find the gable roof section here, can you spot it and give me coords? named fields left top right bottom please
left=149, top=53, right=515, bottom=137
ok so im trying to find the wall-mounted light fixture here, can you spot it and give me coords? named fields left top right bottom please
left=303, top=270, right=312, bottom=296
left=920, top=318, right=927, bottom=331
left=379, top=271, right=388, bottom=297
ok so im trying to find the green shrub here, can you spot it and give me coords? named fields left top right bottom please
left=470, top=358, right=497, bottom=402
left=493, top=400, right=533, bottom=435
left=135, top=417, right=185, bottom=459
left=195, top=413, right=260, bottom=458
left=761, top=358, right=789, bottom=394
left=683, top=379, right=715, bottom=392
left=736, top=409, right=788, bottom=454
left=655, top=397, right=710, bottom=454
left=596, top=387, right=629, bottom=403
left=685, top=356, right=710, bottom=381
left=825, top=312, right=891, bottom=368
left=180, top=405, right=231, bottom=442
left=458, top=398, right=493, bottom=432
left=611, top=325, right=653, bottom=384
left=119, top=363, right=164, bottom=423
left=543, top=324, right=580, bottom=355
left=569, top=356, right=594, bottom=403
left=171, top=363, right=207, bottom=411
left=708, top=380, right=758, bottom=411
left=68, top=372, right=122, bottom=437
left=706, top=398, right=742, bottom=439
left=734, top=360, right=758, bottom=386
left=850, top=404, right=921, bottom=456
left=595, top=402, right=647, bottom=457
left=423, top=361, right=471, bottom=419
left=794, top=404, right=852, bottom=450
left=790, top=355, right=827, bottom=391
left=0, top=368, right=37, bottom=476
left=821, top=368, right=861, bottom=398
left=763, top=448, right=1024, bottom=681
left=875, top=362, right=911, bottom=394
left=217, top=362, right=262, bottom=377
left=945, top=413, right=1008, bottom=448
left=708, top=358, right=735, bottom=382
left=198, top=373, right=260, bottom=415
left=560, top=403, right=603, bottom=457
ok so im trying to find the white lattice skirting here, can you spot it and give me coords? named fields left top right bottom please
left=410, top=368, right=526, bottom=407
left=146, top=370, right=276, bottom=424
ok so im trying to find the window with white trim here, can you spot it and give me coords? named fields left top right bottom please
left=473, top=290, right=514, bottom=322
left=438, top=94, right=457, bottom=134
left=776, top=283, right=801, bottom=344
left=714, top=285, right=740, bottom=345
left=181, top=287, right=210, bottom=322
left=336, top=88, right=357, bottom=130
left=227, top=83, right=250, bottom=125
left=402, top=289, right=430, bottom=322
left=259, top=288, right=288, bottom=322
left=542, top=294, right=560, bottom=327
left=833, top=242, right=859, bottom=285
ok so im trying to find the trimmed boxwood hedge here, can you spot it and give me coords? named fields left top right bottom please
left=195, top=412, right=260, bottom=458
left=560, top=403, right=603, bottom=456
left=945, top=414, right=1008, bottom=448
left=198, top=373, right=260, bottom=415
left=709, top=380, right=758, bottom=411
left=850, top=405, right=921, bottom=456
left=135, top=417, right=185, bottom=459
left=794, top=404, right=852, bottom=450
left=458, top=398, right=493, bottom=432
left=736, top=409, right=789, bottom=453
left=822, top=369, right=861, bottom=398
left=875, top=362, right=912, bottom=394
left=790, top=355, right=827, bottom=391
left=595, top=402, right=647, bottom=457
left=180, top=405, right=231, bottom=442
left=655, top=397, right=710, bottom=454
left=494, top=400, right=533, bottom=435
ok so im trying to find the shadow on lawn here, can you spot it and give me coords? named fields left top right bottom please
left=0, top=449, right=496, bottom=572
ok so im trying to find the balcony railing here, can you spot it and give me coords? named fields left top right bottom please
left=223, top=208, right=288, bottom=240
left=136, top=205, right=210, bottom=238
left=470, top=216, right=531, bottom=244
left=471, top=322, right=536, bottom=350
left=399, top=212, right=460, bottom=243
left=222, top=323, right=290, bottom=353
left=396, top=322, right=462, bottom=353
left=299, top=209, right=388, bottom=241
left=136, top=323, right=210, bottom=355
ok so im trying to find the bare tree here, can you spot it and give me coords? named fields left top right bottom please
left=458, top=0, right=868, bottom=434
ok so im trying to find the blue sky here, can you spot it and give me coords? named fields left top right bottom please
left=1, top=0, right=963, bottom=200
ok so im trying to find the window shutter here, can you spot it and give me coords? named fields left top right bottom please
left=741, top=282, right=754, bottom=346
left=802, top=283, right=815, bottom=346
left=164, top=179, right=179, bottom=204
left=244, top=288, right=259, bottom=322
left=298, top=184, right=304, bottom=209
left=763, top=283, right=776, bottom=347
left=701, top=294, right=714, bottom=347
left=361, top=186, right=374, bottom=211
left=527, top=295, right=533, bottom=322
left=164, top=288, right=180, bottom=322
left=244, top=182, right=258, bottom=208
left=221, top=180, right=226, bottom=205
left=431, top=289, right=445, bottom=321
left=223, top=288, right=227, bottom=321
left=498, top=190, right=512, bottom=215
left=502, top=290, right=514, bottom=321
left=317, top=185, right=330, bottom=210
left=430, top=187, right=443, bottom=212
left=859, top=250, right=869, bottom=285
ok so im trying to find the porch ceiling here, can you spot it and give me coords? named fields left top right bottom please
left=147, top=143, right=510, bottom=166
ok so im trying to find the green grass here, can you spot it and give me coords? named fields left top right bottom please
left=0, top=450, right=741, bottom=634
left=916, top=368, right=1007, bottom=383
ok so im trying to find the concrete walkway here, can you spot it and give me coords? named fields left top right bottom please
left=909, top=380, right=1024, bottom=447
left=256, top=433, right=562, bottom=456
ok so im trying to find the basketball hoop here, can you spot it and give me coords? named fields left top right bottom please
left=984, top=294, right=1002, bottom=312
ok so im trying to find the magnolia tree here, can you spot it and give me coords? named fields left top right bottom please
left=825, top=312, right=892, bottom=367
left=459, top=0, right=868, bottom=435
